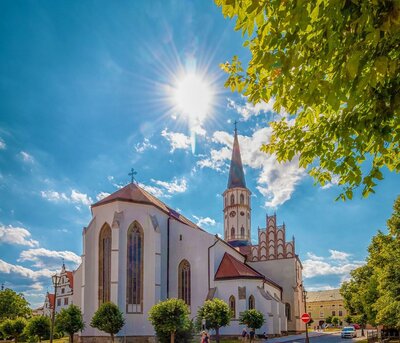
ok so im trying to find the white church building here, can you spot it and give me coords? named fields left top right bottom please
left=73, top=128, right=305, bottom=341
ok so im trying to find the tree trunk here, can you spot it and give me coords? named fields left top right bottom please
left=361, top=325, right=365, bottom=337
left=170, top=331, right=175, bottom=343
left=216, top=327, right=220, bottom=343
left=70, top=333, right=74, bottom=343
left=111, top=333, right=114, bottom=343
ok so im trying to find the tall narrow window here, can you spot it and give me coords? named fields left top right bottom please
left=248, top=295, right=255, bottom=310
left=178, top=259, right=191, bottom=306
left=240, top=226, right=245, bottom=237
left=99, top=224, right=111, bottom=305
left=231, top=227, right=235, bottom=238
left=240, top=193, right=244, bottom=204
left=230, top=194, right=235, bottom=205
left=229, top=295, right=236, bottom=318
left=127, top=221, right=144, bottom=313
left=285, top=303, right=291, bottom=320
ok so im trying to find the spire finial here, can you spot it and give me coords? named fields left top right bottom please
left=128, top=168, right=137, bottom=184
left=234, top=120, right=238, bottom=135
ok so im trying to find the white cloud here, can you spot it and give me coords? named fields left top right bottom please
left=138, top=183, right=166, bottom=198
left=303, top=250, right=364, bottom=280
left=70, top=190, right=92, bottom=206
left=18, top=248, right=81, bottom=269
left=306, top=285, right=337, bottom=291
left=0, top=259, right=54, bottom=280
left=0, top=225, right=39, bottom=247
left=329, top=249, right=351, bottom=261
left=321, top=175, right=340, bottom=189
left=192, top=215, right=216, bottom=227
left=152, top=177, right=187, bottom=194
left=198, top=128, right=306, bottom=207
left=228, top=97, right=277, bottom=121
left=96, top=192, right=110, bottom=201
left=134, top=138, right=157, bottom=153
left=161, top=129, right=191, bottom=152
left=41, top=189, right=92, bottom=206
left=20, top=151, right=34, bottom=163
left=0, top=138, right=5, bottom=150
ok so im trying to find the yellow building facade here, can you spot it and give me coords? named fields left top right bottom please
left=306, top=289, right=348, bottom=325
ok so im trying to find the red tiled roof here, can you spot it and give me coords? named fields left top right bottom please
left=66, top=271, right=73, bottom=289
left=215, top=252, right=264, bottom=280
left=91, top=183, right=202, bottom=231
left=47, top=293, right=55, bottom=308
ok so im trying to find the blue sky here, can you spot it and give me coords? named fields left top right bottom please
left=0, top=0, right=398, bottom=308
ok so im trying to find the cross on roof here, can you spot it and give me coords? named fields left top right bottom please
left=128, top=168, right=137, bottom=184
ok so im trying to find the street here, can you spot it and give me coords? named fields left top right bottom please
left=265, top=331, right=366, bottom=343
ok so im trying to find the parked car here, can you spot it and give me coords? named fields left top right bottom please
left=351, top=323, right=361, bottom=330
left=341, top=326, right=357, bottom=338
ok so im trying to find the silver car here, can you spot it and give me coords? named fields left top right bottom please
left=341, top=326, right=357, bottom=338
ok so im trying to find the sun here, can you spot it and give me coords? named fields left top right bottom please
left=173, top=72, right=214, bottom=123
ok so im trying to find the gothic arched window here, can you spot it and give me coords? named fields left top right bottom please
left=229, top=295, right=236, bottom=318
left=99, top=223, right=111, bottom=305
left=231, top=227, right=235, bottom=238
left=240, top=193, right=244, bottom=204
left=127, top=221, right=144, bottom=313
left=240, top=226, right=245, bottom=237
left=178, top=259, right=191, bottom=306
left=285, top=303, right=291, bottom=320
left=230, top=194, right=235, bottom=205
left=248, top=295, right=255, bottom=310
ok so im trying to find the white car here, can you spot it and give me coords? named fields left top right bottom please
left=341, top=326, right=357, bottom=338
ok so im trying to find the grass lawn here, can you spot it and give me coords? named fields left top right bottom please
left=40, top=338, right=69, bottom=343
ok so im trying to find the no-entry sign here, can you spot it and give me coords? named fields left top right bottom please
left=301, top=313, right=311, bottom=323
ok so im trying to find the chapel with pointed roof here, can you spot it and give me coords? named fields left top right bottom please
left=72, top=125, right=305, bottom=342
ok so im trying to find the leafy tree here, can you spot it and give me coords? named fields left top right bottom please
left=196, top=298, right=231, bottom=343
left=24, top=316, right=50, bottom=342
left=215, top=0, right=400, bottom=200
left=239, top=309, right=265, bottom=331
left=1, top=318, right=26, bottom=343
left=148, top=298, right=190, bottom=343
left=90, top=302, right=124, bottom=343
left=0, top=288, right=31, bottom=320
left=332, top=316, right=340, bottom=326
left=56, top=305, right=85, bottom=343
left=344, top=315, right=353, bottom=325
left=325, top=316, right=332, bottom=324
left=341, top=195, right=400, bottom=330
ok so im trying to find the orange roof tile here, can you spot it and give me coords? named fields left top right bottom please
left=66, top=271, right=73, bottom=289
left=47, top=293, right=55, bottom=308
left=91, top=183, right=202, bottom=231
left=215, top=252, right=264, bottom=280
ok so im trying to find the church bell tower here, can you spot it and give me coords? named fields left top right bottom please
left=223, top=125, right=251, bottom=247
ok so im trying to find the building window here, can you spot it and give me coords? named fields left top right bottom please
left=320, top=312, right=324, bottom=318
left=229, top=295, right=236, bottom=318
left=178, top=259, right=191, bottom=306
left=57, top=298, right=61, bottom=306
left=231, top=227, right=235, bottom=237
left=99, top=223, right=111, bottom=306
left=240, top=193, right=244, bottom=204
left=230, top=194, right=235, bottom=205
left=332, top=311, right=335, bottom=316
left=61, top=288, right=65, bottom=294
left=127, top=221, right=144, bottom=313
left=64, top=298, right=68, bottom=305
left=248, top=295, right=255, bottom=310
left=240, top=226, right=245, bottom=238
left=285, top=303, right=291, bottom=321
left=339, top=310, right=343, bottom=316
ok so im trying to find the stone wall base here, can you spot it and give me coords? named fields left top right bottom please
left=79, top=336, right=156, bottom=343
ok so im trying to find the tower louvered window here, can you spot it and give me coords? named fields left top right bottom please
left=229, top=295, right=236, bottom=318
left=249, top=295, right=255, bottom=309
left=127, top=221, right=143, bottom=313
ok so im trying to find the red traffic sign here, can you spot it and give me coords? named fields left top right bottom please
left=301, top=313, right=311, bottom=323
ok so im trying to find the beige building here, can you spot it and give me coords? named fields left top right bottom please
left=306, top=289, right=348, bottom=325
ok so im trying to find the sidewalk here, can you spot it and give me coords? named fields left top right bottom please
left=263, top=331, right=328, bottom=343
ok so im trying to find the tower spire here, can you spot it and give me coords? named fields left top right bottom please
left=227, top=123, right=246, bottom=189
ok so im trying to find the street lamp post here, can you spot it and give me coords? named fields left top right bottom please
left=50, top=273, right=61, bottom=343
left=303, top=289, right=310, bottom=343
